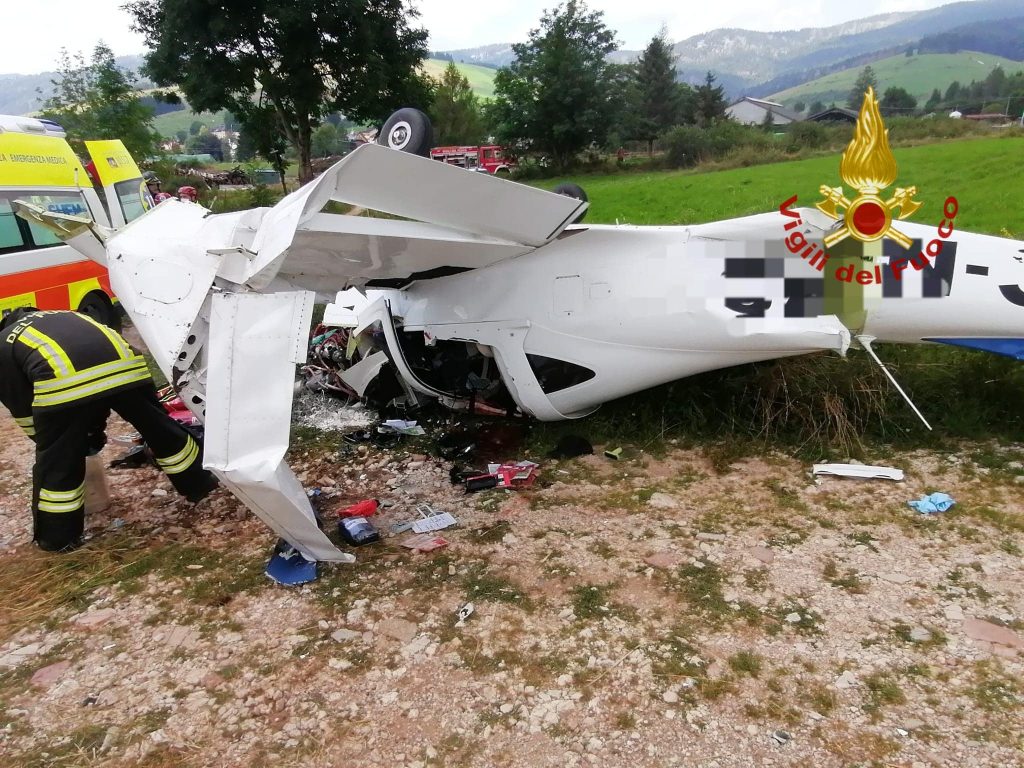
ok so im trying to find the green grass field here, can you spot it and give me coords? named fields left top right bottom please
left=771, top=52, right=1024, bottom=110
left=421, top=58, right=497, bottom=99
left=541, top=136, right=1024, bottom=237
left=153, top=108, right=230, bottom=138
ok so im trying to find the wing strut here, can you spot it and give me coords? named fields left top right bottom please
left=856, top=335, right=932, bottom=431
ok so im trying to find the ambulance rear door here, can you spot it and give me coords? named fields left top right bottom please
left=84, top=140, right=153, bottom=228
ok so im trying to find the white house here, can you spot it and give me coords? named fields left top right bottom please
left=726, top=97, right=800, bottom=126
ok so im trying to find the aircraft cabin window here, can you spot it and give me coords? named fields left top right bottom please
left=526, top=354, right=596, bottom=394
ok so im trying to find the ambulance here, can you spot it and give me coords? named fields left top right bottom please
left=0, top=114, right=152, bottom=326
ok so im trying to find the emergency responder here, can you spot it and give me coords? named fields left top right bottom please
left=0, top=307, right=217, bottom=552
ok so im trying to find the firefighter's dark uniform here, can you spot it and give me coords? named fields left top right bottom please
left=0, top=308, right=215, bottom=551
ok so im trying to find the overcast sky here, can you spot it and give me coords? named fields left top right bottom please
left=2, top=0, right=970, bottom=75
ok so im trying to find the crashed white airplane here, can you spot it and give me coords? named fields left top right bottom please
left=17, top=93, right=1024, bottom=566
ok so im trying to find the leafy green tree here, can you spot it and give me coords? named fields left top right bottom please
left=760, top=106, right=775, bottom=131
left=634, top=32, right=680, bottom=154
left=430, top=62, right=485, bottom=145
left=491, top=0, right=618, bottom=170
left=40, top=43, right=159, bottom=160
left=127, top=0, right=431, bottom=183
left=984, top=66, right=1007, bottom=98
left=311, top=123, right=340, bottom=157
left=188, top=120, right=203, bottom=136
left=793, top=100, right=806, bottom=113
left=944, top=81, right=961, bottom=102
left=808, top=100, right=825, bottom=115
left=175, top=129, right=188, bottom=144
left=925, top=88, right=942, bottom=111
left=693, top=72, right=727, bottom=127
left=186, top=131, right=224, bottom=159
left=848, top=66, right=878, bottom=108
left=880, top=86, right=917, bottom=116
left=235, top=127, right=257, bottom=162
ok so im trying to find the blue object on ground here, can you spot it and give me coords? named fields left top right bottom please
left=908, top=492, right=956, bottom=514
left=265, top=539, right=318, bottom=585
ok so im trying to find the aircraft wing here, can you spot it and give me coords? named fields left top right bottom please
left=244, top=143, right=587, bottom=290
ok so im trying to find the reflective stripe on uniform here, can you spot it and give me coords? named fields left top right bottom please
left=156, top=436, right=199, bottom=475
left=15, top=327, right=74, bottom=378
left=32, top=363, right=151, bottom=408
left=33, top=356, right=149, bottom=394
left=14, top=415, right=35, bottom=436
left=38, top=483, right=85, bottom=514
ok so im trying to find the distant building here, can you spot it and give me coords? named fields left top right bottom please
left=806, top=107, right=858, bottom=124
left=725, top=97, right=800, bottom=126
left=963, top=113, right=1009, bottom=123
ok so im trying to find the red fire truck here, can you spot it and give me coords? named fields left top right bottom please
left=429, top=145, right=516, bottom=176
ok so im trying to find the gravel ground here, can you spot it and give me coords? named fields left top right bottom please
left=1, top=405, right=1022, bottom=768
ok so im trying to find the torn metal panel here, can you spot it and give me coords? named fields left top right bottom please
left=338, top=350, right=389, bottom=396
left=204, top=291, right=351, bottom=563
left=812, top=463, right=905, bottom=481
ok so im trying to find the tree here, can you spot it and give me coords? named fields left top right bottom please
left=175, top=129, right=188, bottom=144
left=430, top=62, right=485, bottom=145
left=491, top=0, right=618, bottom=170
left=944, top=81, right=961, bottom=102
left=186, top=131, right=224, bottom=160
left=693, top=72, right=727, bottom=127
left=808, top=100, right=825, bottom=115
left=925, top=88, right=942, bottom=111
left=793, top=100, right=806, bottom=113
left=760, top=107, right=775, bottom=132
left=848, top=66, right=878, bottom=108
left=634, top=32, right=680, bottom=155
left=127, top=0, right=431, bottom=183
left=880, top=86, right=917, bottom=116
left=311, top=123, right=340, bottom=158
left=40, top=43, right=159, bottom=160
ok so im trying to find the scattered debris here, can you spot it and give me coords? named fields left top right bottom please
left=338, top=517, right=380, bottom=546
left=907, top=492, right=956, bottom=514
left=812, top=463, right=904, bottom=481
left=463, top=461, right=539, bottom=492
left=265, top=540, right=318, bottom=586
left=379, top=419, right=426, bottom=436
left=547, top=434, right=593, bottom=459
left=339, top=499, right=379, bottom=518
left=108, top=445, right=150, bottom=469
left=399, top=534, right=449, bottom=552
left=604, top=447, right=623, bottom=460
left=456, top=602, right=475, bottom=626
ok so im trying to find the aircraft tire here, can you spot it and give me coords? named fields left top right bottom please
left=552, top=182, right=588, bottom=223
left=378, top=108, right=433, bottom=157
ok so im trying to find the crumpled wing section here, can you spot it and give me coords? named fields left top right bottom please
left=204, top=291, right=353, bottom=563
left=244, top=143, right=587, bottom=289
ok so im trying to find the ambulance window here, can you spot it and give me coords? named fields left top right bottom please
left=0, top=200, right=27, bottom=252
left=17, top=194, right=90, bottom=248
left=114, top=179, right=146, bottom=222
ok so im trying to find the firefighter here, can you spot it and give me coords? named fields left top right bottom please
left=0, top=307, right=217, bottom=552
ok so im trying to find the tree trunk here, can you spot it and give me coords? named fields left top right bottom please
left=297, top=124, right=313, bottom=185
left=647, top=138, right=654, bottom=157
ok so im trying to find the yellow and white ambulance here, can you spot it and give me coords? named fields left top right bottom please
left=0, top=115, right=151, bottom=325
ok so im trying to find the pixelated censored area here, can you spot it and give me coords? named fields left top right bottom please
left=715, top=237, right=958, bottom=319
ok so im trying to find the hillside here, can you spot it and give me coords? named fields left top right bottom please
left=543, top=136, right=1024, bottom=238
left=420, top=59, right=497, bottom=99
left=769, top=51, right=1024, bottom=110
left=438, top=0, right=1024, bottom=97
